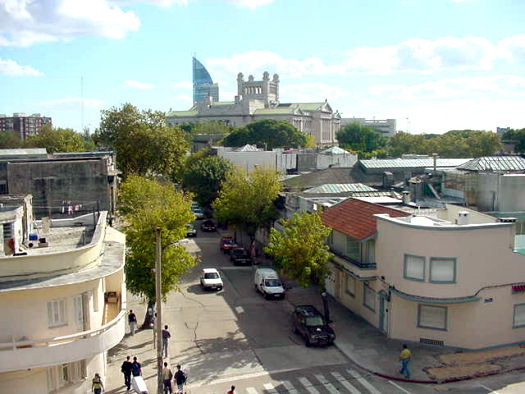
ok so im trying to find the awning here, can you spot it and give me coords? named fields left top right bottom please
left=391, top=288, right=481, bottom=304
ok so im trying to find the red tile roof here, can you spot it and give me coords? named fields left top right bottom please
left=322, top=198, right=410, bottom=240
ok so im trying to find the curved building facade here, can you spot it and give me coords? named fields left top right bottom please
left=193, top=57, right=219, bottom=103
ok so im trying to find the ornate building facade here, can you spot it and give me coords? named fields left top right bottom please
left=168, top=72, right=341, bottom=147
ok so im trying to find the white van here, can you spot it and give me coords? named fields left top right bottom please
left=254, top=268, right=285, bottom=299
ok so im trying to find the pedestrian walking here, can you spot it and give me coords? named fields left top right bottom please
left=227, top=385, right=236, bottom=394
left=131, top=356, right=142, bottom=377
left=121, top=356, right=133, bottom=391
left=398, top=344, right=412, bottom=378
left=92, top=373, right=104, bottom=394
left=128, top=310, right=137, bottom=336
left=174, top=364, right=187, bottom=393
left=162, top=362, right=173, bottom=394
left=162, top=325, right=171, bottom=358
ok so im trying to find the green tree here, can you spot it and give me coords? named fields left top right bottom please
left=94, top=103, right=188, bottom=179
left=0, top=130, right=24, bottom=149
left=502, top=128, right=525, bottom=153
left=336, top=123, right=387, bottom=156
left=224, top=119, right=307, bottom=150
left=212, top=166, right=281, bottom=238
left=81, top=127, right=96, bottom=151
left=387, top=131, right=427, bottom=157
left=119, top=175, right=196, bottom=327
left=25, top=124, right=85, bottom=153
left=264, top=211, right=332, bottom=288
left=182, top=153, right=233, bottom=208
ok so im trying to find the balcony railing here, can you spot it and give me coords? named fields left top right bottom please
left=0, top=309, right=125, bottom=373
left=331, top=250, right=377, bottom=269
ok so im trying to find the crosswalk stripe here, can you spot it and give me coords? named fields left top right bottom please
left=246, top=387, right=258, bottom=394
left=314, top=373, right=339, bottom=394
left=331, top=371, right=361, bottom=394
left=388, top=380, right=411, bottom=393
left=282, top=380, right=299, bottom=394
left=347, top=369, right=381, bottom=394
left=263, top=382, right=278, bottom=393
left=298, top=377, right=320, bottom=394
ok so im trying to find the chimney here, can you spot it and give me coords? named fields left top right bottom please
left=432, top=153, right=438, bottom=172
left=402, top=191, right=411, bottom=205
left=457, top=211, right=469, bottom=225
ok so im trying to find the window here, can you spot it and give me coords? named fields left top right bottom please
left=513, top=304, right=525, bottom=328
left=346, top=238, right=360, bottom=261
left=345, top=275, right=356, bottom=297
left=418, top=304, right=447, bottom=330
left=404, top=254, right=425, bottom=281
left=93, top=288, right=99, bottom=312
left=363, top=284, right=376, bottom=311
left=364, top=239, right=375, bottom=264
left=47, top=299, right=67, bottom=327
left=3, top=223, right=12, bottom=239
left=47, top=361, right=85, bottom=391
left=73, top=295, right=84, bottom=330
left=430, top=258, right=456, bottom=283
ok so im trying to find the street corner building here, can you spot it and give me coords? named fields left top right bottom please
left=321, top=198, right=525, bottom=350
left=168, top=70, right=342, bottom=147
left=0, top=196, right=126, bottom=393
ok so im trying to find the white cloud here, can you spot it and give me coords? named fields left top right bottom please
left=125, top=79, right=155, bottom=89
left=40, top=97, right=103, bottom=109
left=0, top=0, right=140, bottom=46
left=208, top=50, right=345, bottom=80
left=280, top=83, right=349, bottom=103
left=220, top=0, right=274, bottom=9
left=112, top=0, right=188, bottom=6
left=171, top=81, right=192, bottom=89
left=0, top=58, right=42, bottom=76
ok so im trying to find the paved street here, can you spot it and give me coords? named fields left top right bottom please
left=106, top=226, right=525, bottom=394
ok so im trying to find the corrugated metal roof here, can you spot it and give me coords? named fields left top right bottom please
left=304, top=183, right=376, bottom=194
left=360, top=158, right=471, bottom=169
left=457, top=156, right=525, bottom=172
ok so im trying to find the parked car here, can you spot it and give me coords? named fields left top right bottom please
left=192, top=207, right=205, bottom=220
left=219, top=236, right=238, bottom=254
left=254, top=268, right=285, bottom=299
left=200, top=268, right=223, bottom=291
left=230, top=247, right=251, bottom=265
left=200, top=219, right=217, bottom=232
left=186, top=223, right=197, bottom=238
left=291, top=305, right=335, bottom=347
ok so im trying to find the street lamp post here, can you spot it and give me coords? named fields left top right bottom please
left=155, top=228, right=163, bottom=394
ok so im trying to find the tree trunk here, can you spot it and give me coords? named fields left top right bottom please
left=141, top=300, right=155, bottom=329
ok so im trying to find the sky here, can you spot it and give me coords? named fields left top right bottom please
left=1, top=0, right=524, bottom=135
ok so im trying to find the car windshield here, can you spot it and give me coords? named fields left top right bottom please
left=223, top=239, right=234, bottom=245
left=264, top=279, right=281, bottom=287
left=305, top=315, right=325, bottom=326
left=204, top=272, right=219, bottom=279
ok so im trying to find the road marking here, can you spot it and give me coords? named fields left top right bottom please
left=314, top=373, right=339, bottom=394
left=388, top=380, right=411, bottom=393
left=282, top=380, right=298, bottom=394
left=298, top=377, right=320, bottom=394
left=478, top=383, right=500, bottom=394
left=246, top=387, right=258, bottom=394
left=347, top=369, right=381, bottom=394
left=331, top=371, right=361, bottom=394
left=263, top=382, right=278, bottom=393
left=235, top=306, right=244, bottom=314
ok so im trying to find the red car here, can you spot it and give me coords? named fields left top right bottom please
left=219, top=236, right=237, bottom=254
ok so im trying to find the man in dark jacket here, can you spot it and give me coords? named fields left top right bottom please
left=174, top=364, right=186, bottom=393
left=121, top=355, right=133, bottom=390
left=131, top=356, right=142, bottom=377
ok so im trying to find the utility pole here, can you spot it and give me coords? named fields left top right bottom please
left=155, top=228, right=163, bottom=394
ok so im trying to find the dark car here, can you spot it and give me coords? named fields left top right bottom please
left=230, top=247, right=251, bottom=265
left=219, top=236, right=238, bottom=254
left=291, top=305, right=335, bottom=347
left=200, top=219, right=217, bottom=232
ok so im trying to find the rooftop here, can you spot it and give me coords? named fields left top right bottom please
left=360, top=158, right=471, bottom=169
left=304, top=183, right=376, bottom=194
left=457, top=156, right=525, bottom=172
left=322, top=198, right=410, bottom=240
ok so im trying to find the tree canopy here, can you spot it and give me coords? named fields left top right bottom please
left=502, top=128, right=525, bottom=154
left=182, top=151, right=233, bottom=208
left=336, top=122, right=387, bottom=158
left=94, top=103, right=188, bottom=179
left=212, top=166, right=281, bottom=238
left=25, top=124, right=86, bottom=153
left=386, top=130, right=502, bottom=158
left=0, top=130, right=24, bottom=149
left=223, top=119, right=307, bottom=150
left=264, top=211, right=332, bottom=288
left=119, top=175, right=197, bottom=304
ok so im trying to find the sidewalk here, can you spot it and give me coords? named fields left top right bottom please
left=282, top=274, right=525, bottom=384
